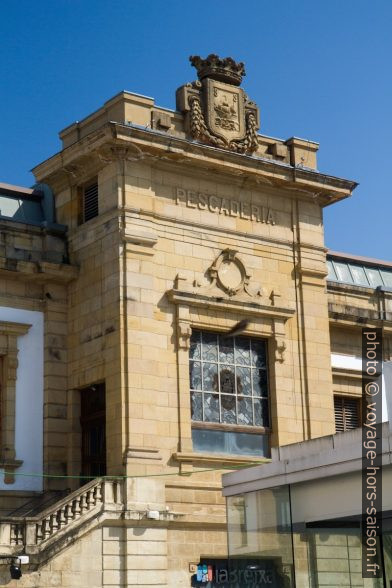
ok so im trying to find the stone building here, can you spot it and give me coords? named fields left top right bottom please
left=0, top=54, right=391, bottom=586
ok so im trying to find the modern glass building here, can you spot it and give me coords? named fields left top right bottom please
left=223, top=421, right=392, bottom=587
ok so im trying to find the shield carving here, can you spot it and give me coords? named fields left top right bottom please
left=205, top=79, right=246, bottom=144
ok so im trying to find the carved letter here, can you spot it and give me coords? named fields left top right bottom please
left=186, top=190, right=197, bottom=208
left=230, top=200, right=239, bottom=217
left=220, top=198, right=230, bottom=215
left=209, top=195, right=220, bottom=212
left=267, top=208, right=276, bottom=225
left=198, top=193, right=208, bottom=210
left=240, top=202, right=250, bottom=219
left=251, top=204, right=261, bottom=222
left=176, top=187, right=186, bottom=204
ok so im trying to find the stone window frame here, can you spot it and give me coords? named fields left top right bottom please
left=168, top=274, right=294, bottom=472
left=0, top=321, right=31, bottom=483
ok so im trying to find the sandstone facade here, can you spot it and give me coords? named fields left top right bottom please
left=0, top=56, right=390, bottom=586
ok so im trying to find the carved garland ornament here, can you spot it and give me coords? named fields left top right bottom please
left=189, top=94, right=258, bottom=154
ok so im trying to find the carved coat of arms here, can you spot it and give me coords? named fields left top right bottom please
left=176, top=54, right=260, bottom=154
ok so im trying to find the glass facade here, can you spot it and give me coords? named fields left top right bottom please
left=293, top=527, right=384, bottom=588
left=227, top=486, right=295, bottom=586
left=227, top=486, right=391, bottom=587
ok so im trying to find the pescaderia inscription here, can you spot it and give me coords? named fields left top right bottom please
left=176, top=187, right=276, bottom=224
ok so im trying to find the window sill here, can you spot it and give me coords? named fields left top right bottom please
left=192, top=422, right=270, bottom=434
left=173, top=451, right=270, bottom=469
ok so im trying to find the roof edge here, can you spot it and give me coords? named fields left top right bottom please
left=328, top=249, right=392, bottom=269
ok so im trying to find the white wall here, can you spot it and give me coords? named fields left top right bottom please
left=331, top=353, right=388, bottom=423
left=291, top=467, right=392, bottom=524
left=0, top=306, right=43, bottom=491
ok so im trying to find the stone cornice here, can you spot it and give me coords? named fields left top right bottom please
left=1, top=459, right=24, bottom=484
left=332, top=367, right=366, bottom=380
left=327, top=280, right=376, bottom=297
left=111, top=123, right=357, bottom=204
left=168, top=289, right=296, bottom=320
left=0, top=257, right=79, bottom=284
left=328, top=313, right=392, bottom=333
left=0, top=322, right=31, bottom=337
left=32, top=122, right=357, bottom=205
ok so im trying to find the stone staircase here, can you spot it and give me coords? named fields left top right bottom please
left=4, top=489, right=69, bottom=517
left=0, top=478, right=124, bottom=562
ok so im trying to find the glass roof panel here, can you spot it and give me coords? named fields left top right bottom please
left=380, top=271, right=392, bottom=287
left=327, top=257, right=392, bottom=289
left=365, top=267, right=384, bottom=287
left=326, top=260, right=337, bottom=281
left=334, top=262, right=353, bottom=284
left=349, top=264, right=369, bottom=286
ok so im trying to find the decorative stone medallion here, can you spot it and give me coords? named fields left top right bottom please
left=217, top=258, right=243, bottom=293
left=209, top=249, right=250, bottom=297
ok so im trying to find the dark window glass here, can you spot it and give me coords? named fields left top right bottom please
left=80, top=383, right=106, bottom=479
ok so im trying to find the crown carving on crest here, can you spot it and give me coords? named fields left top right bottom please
left=189, top=54, right=245, bottom=86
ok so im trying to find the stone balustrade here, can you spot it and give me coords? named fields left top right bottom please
left=0, top=478, right=123, bottom=555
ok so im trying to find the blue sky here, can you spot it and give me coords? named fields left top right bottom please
left=1, top=0, right=391, bottom=260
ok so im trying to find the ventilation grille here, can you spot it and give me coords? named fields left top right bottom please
left=334, top=396, right=360, bottom=433
left=83, top=182, right=98, bottom=222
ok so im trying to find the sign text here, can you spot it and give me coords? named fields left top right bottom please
left=176, top=188, right=276, bottom=225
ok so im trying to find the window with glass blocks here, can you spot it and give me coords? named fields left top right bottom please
left=189, top=330, right=270, bottom=456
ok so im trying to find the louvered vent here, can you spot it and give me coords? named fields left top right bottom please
left=83, top=182, right=98, bottom=222
left=334, top=396, right=360, bottom=433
